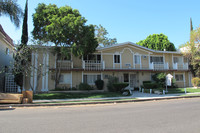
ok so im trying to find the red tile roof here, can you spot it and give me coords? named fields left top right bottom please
left=0, top=24, right=14, bottom=46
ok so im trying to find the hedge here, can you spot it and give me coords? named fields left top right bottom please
left=113, top=83, right=129, bottom=92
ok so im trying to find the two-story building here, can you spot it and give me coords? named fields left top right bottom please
left=0, top=24, right=16, bottom=92
left=24, top=42, right=192, bottom=92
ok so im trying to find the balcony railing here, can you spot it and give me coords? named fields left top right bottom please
left=149, top=62, right=169, bottom=70
left=83, top=60, right=105, bottom=70
left=173, top=63, right=188, bottom=70
left=57, top=60, right=73, bottom=69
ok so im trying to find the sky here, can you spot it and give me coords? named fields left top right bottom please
left=1, top=0, right=200, bottom=48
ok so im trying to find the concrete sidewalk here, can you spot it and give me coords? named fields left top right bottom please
left=33, top=91, right=195, bottom=103
left=1, top=91, right=200, bottom=108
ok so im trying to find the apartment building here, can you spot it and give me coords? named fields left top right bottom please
left=0, top=24, right=16, bottom=92
left=24, top=42, right=192, bottom=92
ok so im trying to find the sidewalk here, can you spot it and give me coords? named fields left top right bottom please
left=1, top=91, right=200, bottom=108
left=33, top=91, right=185, bottom=103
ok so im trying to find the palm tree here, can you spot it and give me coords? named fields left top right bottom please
left=0, top=0, right=23, bottom=27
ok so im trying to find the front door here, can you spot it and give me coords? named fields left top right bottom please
left=130, top=74, right=137, bottom=88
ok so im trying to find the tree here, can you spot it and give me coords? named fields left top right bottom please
left=95, top=24, right=117, bottom=47
left=14, top=46, right=48, bottom=93
left=14, top=0, right=28, bottom=89
left=0, top=0, right=23, bottom=27
left=32, top=3, right=98, bottom=88
left=182, top=26, right=200, bottom=77
left=137, top=33, right=176, bottom=51
left=20, top=0, right=28, bottom=46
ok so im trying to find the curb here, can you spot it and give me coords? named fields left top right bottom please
left=1, top=95, right=200, bottom=108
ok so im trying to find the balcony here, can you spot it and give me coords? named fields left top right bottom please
left=173, top=63, right=188, bottom=70
left=83, top=60, right=105, bottom=70
left=149, top=62, right=169, bottom=70
left=57, top=60, right=73, bottom=69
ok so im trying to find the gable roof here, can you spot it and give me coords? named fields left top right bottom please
left=97, top=42, right=181, bottom=54
left=0, top=24, right=14, bottom=47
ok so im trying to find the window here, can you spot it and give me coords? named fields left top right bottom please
left=83, top=74, right=101, bottom=85
left=6, top=48, right=9, bottom=55
left=57, top=53, right=71, bottom=60
left=173, top=57, right=178, bottom=63
left=175, top=74, right=183, bottom=81
left=150, top=56, right=163, bottom=64
left=114, top=55, right=120, bottom=63
left=84, top=54, right=101, bottom=61
left=173, top=57, right=182, bottom=64
left=59, top=74, right=71, bottom=84
left=124, top=73, right=129, bottom=82
left=134, top=55, right=140, bottom=64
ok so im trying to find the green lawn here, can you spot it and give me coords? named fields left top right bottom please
left=33, top=92, right=124, bottom=100
left=167, top=88, right=200, bottom=94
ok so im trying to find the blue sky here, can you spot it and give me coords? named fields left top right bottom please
left=1, top=0, right=200, bottom=48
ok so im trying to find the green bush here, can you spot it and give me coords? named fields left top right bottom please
left=113, top=83, right=129, bottom=92
left=191, top=77, right=200, bottom=87
left=54, top=87, right=68, bottom=91
left=143, top=81, right=152, bottom=84
left=143, top=82, right=158, bottom=89
left=78, top=83, right=93, bottom=90
left=95, top=79, right=104, bottom=90
left=107, top=76, right=119, bottom=92
left=152, top=73, right=166, bottom=87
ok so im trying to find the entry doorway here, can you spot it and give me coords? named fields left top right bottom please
left=130, top=74, right=137, bottom=88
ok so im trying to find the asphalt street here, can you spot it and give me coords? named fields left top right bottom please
left=1, top=98, right=200, bottom=133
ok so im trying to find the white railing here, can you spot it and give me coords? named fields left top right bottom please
left=57, top=60, right=73, bottom=69
left=83, top=60, right=105, bottom=70
left=173, top=63, right=188, bottom=70
left=150, top=62, right=169, bottom=70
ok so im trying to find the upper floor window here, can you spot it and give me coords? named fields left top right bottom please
left=6, top=48, right=9, bottom=55
left=114, top=55, right=120, bottom=63
left=173, top=57, right=182, bottom=64
left=150, top=56, right=163, bottom=64
left=84, top=54, right=101, bottom=61
left=57, top=53, right=71, bottom=60
left=134, top=55, right=140, bottom=64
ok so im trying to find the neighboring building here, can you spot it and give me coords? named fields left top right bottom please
left=24, top=42, right=192, bottom=92
left=0, top=24, right=16, bottom=92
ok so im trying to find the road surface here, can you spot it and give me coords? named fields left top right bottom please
left=1, top=98, right=200, bottom=133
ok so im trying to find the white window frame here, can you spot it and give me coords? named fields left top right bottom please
left=114, top=54, right=120, bottom=64
left=173, top=56, right=183, bottom=64
left=150, top=56, right=164, bottom=64
left=134, top=55, right=140, bottom=64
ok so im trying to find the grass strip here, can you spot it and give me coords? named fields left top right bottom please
left=33, top=92, right=124, bottom=100
left=33, top=98, right=137, bottom=104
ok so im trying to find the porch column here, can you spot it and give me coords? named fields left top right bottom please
left=33, top=51, right=38, bottom=92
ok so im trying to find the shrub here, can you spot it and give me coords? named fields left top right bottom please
left=71, top=87, right=77, bottom=90
left=191, top=77, right=200, bottom=87
left=78, top=83, right=93, bottom=90
left=107, top=76, right=119, bottom=92
left=143, top=82, right=158, bottom=89
left=152, top=73, right=166, bottom=87
left=54, top=87, right=68, bottom=91
left=143, top=81, right=152, bottom=84
left=113, top=83, right=129, bottom=92
left=95, top=79, right=104, bottom=90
